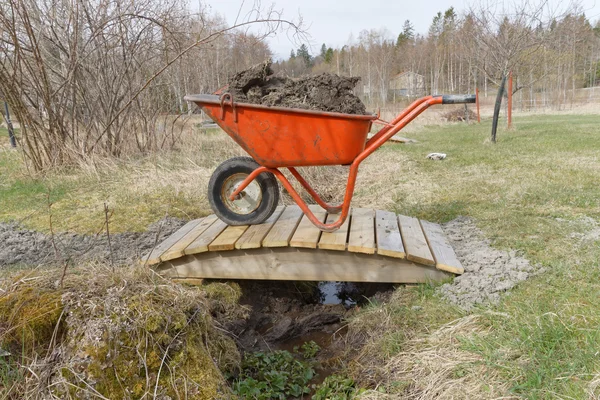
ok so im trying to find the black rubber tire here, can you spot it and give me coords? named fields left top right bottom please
left=208, top=156, right=280, bottom=225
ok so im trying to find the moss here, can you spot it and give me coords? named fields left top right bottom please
left=0, top=287, right=64, bottom=356
left=203, top=282, right=242, bottom=306
left=61, top=291, right=238, bottom=399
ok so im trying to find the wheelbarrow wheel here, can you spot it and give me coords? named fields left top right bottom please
left=208, top=156, right=279, bottom=225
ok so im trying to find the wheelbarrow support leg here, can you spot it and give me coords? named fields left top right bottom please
left=229, top=165, right=358, bottom=232
left=287, top=167, right=342, bottom=213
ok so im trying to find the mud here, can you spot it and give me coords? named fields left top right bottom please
left=439, top=217, right=541, bottom=310
left=443, top=107, right=478, bottom=122
left=0, top=218, right=186, bottom=268
left=227, top=60, right=367, bottom=115
left=224, top=281, right=393, bottom=353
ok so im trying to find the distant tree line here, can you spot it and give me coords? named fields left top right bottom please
left=277, top=3, right=600, bottom=108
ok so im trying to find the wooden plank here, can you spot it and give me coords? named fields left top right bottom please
left=208, top=225, right=249, bottom=251
left=159, top=247, right=452, bottom=283
left=160, top=216, right=218, bottom=262
left=143, top=219, right=202, bottom=265
left=235, top=206, right=284, bottom=250
left=398, top=215, right=435, bottom=266
left=347, top=208, right=376, bottom=254
left=375, top=210, right=405, bottom=259
left=289, top=205, right=327, bottom=249
left=184, top=219, right=228, bottom=255
left=420, top=220, right=464, bottom=274
left=318, top=210, right=351, bottom=251
left=262, top=206, right=303, bottom=247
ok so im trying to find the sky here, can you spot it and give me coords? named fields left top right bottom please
left=203, top=0, right=600, bottom=59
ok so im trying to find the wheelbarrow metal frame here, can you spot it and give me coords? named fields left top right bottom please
left=185, top=93, right=475, bottom=232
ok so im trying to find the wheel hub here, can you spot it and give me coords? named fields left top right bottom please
left=221, top=173, right=262, bottom=215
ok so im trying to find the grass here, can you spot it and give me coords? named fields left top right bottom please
left=352, top=114, right=600, bottom=399
left=2, top=113, right=600, bottom=398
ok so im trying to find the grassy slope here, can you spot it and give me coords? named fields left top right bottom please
left=361, top=114, right=600, bottom=399
left=1, top=114, right=600, bottom=397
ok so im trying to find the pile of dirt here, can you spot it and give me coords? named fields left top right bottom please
left=439, top=217, right=541, bottom=310
left=443, top=107, right=477, bottom=122
left=0, top=218, right=186, bottom=268
left=226, top=60, right=368, bottom=115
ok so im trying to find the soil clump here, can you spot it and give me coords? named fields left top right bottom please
left=0, top=218, right=186, bottom=268
left=440, top=216, right=541, bottom=310
left=226, top=60, right=368, bottom=115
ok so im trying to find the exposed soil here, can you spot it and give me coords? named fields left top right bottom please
left=0, top=218, right=186, bottom=268
left=443, top=107, right=478, bottom=122
left=1, top=215, right=539, bottom=314
left=227, top=60, right=368, bottom=115
left=439, top=216, right=541, bottom=310
left=224, top=281, right=394, bottom=354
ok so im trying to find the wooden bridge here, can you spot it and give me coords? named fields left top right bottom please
left=145, top=206, right=464, bottom=283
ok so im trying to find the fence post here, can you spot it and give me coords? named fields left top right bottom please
left=3, top=102, right=16, bottom=148
left=476, top=87, right=481, bottom=123
left=507, top=71, right=513, bottom=129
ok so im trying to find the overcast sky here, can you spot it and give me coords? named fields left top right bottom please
left=203, top=0, right=600, bottom=59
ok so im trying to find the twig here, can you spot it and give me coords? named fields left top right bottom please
left=104, top=202, right=115, bottom=271
left=47, top=191, right=71, bottom=288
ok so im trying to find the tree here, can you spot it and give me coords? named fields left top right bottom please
left=290, top=49, right=296, bottom=59
left=297, top=44, right=312, bottom=67
left=320, top=43, right=327, bottom=58
left=396, top=20, right=415, bottom=46
left=325, top=48, right=334, bottom=64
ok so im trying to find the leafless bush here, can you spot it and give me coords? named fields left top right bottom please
left=0, top=0, right=303, bottom=170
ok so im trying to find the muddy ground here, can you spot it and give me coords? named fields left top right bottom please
left=0, top=216, right=538, bottom=312
left=0, top=216, right=540, bottom=354
left=226, top=60, right=367, bottom=115
left=440, top=216, right=541, bottom=310
left=0, top=218, right=186, bottom=268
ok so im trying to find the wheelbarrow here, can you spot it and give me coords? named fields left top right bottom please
left=184, top=93, right=475, bottom=232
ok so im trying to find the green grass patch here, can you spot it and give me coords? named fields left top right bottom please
left=368, top=114, right=600, bottom=398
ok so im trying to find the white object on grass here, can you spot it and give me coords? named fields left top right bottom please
left=426, top=153, right=447, bottom=160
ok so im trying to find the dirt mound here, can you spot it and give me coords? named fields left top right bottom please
left=0, top=218, right=186, bottom=268
left=443, top=107, right=477, bottom=122
left=439, top=217, right=541, bottom=310
left=0, top=267, right=239, bottom=399
left=227, top=60, right=368, bottom=115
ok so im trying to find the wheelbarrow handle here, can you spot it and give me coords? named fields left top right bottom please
left=435, top=94, right=476, bottom=104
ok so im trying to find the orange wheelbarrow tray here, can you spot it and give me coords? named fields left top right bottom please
left=184, top=93, right=476, bottom=232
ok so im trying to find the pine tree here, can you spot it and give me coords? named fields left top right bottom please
left=324, top=48, right=334, bottom=64
left=290, top=49, right=296, bottom=59
left=396, top=20, right=415, bottom=46
left=320, top=43, right=327, bottom=58
left=297, top=44, right=312, bottom=67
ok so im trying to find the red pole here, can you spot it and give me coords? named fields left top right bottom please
left=507, top=71, right=513, bottom=129
left=476, top=87, right=481, bottom=123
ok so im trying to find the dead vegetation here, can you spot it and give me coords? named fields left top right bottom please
left=357, top=314, right=511, bottom=399
left=0, top=264, right=245, bottom=399
left=442, top=107, right=478, bottom=122
left=0, top=0, right=302, bottom=171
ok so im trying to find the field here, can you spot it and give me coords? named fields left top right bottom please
left=1, top=112, right=600, bottom=398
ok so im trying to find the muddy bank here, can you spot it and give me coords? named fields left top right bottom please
left=222, top=281, right=393, bottom=354
left=440, top=216, right=540, bottom=310
left=0, top=218, right=186, bottom=268
left=227, top=60, right=367, bottom=115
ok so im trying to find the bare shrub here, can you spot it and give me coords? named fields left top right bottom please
left=0, top=0, right=302, bottom=171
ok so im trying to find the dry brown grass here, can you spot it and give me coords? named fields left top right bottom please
left=358, top=314, right=513, bottom=400
left=0, top=262, right=244, bottom=399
